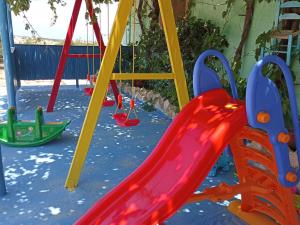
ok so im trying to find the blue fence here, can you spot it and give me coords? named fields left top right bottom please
left=14, top=44, right=131, bottom=81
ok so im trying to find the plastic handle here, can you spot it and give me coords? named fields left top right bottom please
left=117, top=94, right=123, bottom=109
left=130, top=99, right=135, bottom=109
left=193, top=49, right=238, bottom=99
left=255, top=56, right=300, bottom=160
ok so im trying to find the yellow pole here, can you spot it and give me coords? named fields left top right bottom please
left=158, top=0, right=189, bottom=109
left=65, top=0, right=134, bottom=190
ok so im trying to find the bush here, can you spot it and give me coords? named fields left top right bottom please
left=133, top=16, right=229, bottom=106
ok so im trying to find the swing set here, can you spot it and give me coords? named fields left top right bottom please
left=46, top=0, right=119, bottom=112
left=113, top=1, right=140, bottom=127
left=82, top=1, right=140, bottom=126
left=48, top=0, right=140, bottom=126
left=65, top=0, right=189, bottom=189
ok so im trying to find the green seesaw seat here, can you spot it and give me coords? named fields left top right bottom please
left=0, top=107, right=70, bottom=147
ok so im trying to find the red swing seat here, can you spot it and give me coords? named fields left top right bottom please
left=84, top=76, right=115, bottom=107
left=84, top=74, right=94, bottom=96
left=84, top=87, right=115, bottom=107
left=103, top=99, right=115, bottom=107
left=113, top=96, right=140, bottom=127
left=84, top=87, right=94, bottom=96
left=102, top=85, right=115, bottom=107
left=113, top=113, right=140, bottom=127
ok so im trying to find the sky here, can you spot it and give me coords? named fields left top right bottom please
left=11, top=0, right=118, bottom=44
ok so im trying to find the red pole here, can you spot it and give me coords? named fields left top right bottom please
left=47, top=0, right=119, bottom=112
left=47, top=0, right=83, bottom=112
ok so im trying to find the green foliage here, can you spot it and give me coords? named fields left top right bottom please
left=254, top=30, right=296, bottom=129
left=255, top=29, right=272, bottom=60
left=222, top=0, right=294, bottom=130
left=222, top=76, right=247, bottom=100
left=222, top=0, right=275, bottom=18
left=6, top=0, right=31, bottom=15
left=134, top=16, right=229, bottom=106
left=261, top=64, right=296, bottom=129
left=252, top=4, right=297, bottom=130
left=222, top=0, right=235, bottom=18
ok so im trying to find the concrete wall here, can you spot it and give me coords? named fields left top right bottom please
left=191, top=0, right=276, bottom=77
left=191, top=0, right=300, bottom=108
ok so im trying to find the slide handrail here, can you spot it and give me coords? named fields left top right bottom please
left=246, top=55, right=300, bottom=187
left=193, top=49, right=238, bottom=99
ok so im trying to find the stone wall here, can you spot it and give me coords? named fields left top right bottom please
left=119, top=83, right=178, bottom=119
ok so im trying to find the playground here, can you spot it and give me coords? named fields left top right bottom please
left=0, top=83, right=246, bottom=224
left=1, top=0, right=300, bottom=224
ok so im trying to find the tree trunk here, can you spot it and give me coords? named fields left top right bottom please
left=158, top=0, right=190, bottom=27
left=137, top=0, right=145, bottom=34
left=172, top=0, right=190, bottom=20
left=153, top=0, right=160, bottom=22
left=234, top=0, right=255, bottom=62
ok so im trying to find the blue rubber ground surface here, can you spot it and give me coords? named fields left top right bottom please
left=0, top=85, right=246, bottom=225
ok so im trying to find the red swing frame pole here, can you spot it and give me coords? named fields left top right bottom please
left=47, top=0, right=119, bottom=112
left=47, top=0, right=82, bottom=112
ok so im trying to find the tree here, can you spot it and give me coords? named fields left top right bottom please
left=222, top=0, right=275, bottom=74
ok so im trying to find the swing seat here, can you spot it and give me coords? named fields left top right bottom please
left=121, top=118, right=140, bottom=127
left=85, top=88, right=115, bottom=107
left=113, top=113, right=140, bottom=127
left=84, top=87, right=94, bottom=96
left=103, top=99, right=115, bottom=107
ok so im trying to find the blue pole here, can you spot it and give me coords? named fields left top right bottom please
left=0, top=145, right=6, bottom=196
left=6, top=4, right=14, bottom=48
left=0, top=0, right=16, bottom=107
left=6, top=4, right=20, bottom=88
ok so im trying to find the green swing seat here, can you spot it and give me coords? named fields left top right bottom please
left=0, top=107, right=70, bottom=147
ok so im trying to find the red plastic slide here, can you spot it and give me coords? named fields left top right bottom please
left=76, top=89, right=247, bottom=225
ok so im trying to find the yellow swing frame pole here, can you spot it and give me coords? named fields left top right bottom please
left=158, top=0, right=189, bottom=109
left=65, top=0, right=189, bottom=190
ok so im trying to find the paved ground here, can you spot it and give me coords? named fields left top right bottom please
left=0, top=81, right=245, bottom=224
